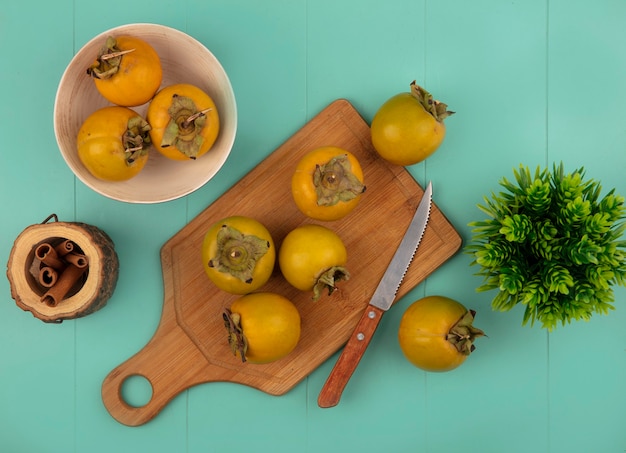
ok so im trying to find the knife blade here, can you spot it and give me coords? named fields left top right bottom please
left=317, top=181, right=433, bottom=408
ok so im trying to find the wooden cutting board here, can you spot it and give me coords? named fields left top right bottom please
left=101, top=99, right=462, bottom=426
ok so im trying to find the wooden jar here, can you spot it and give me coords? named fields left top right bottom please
left=6, top=214, right=119, bottom=323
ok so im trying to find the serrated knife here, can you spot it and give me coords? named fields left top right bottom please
left=317, top=181, right=433, bottom=408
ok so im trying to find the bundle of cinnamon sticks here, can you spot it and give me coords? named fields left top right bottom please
left=32, top=240, right=89, bottom=307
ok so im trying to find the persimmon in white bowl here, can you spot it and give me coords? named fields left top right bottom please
left=54, top=23, right=237, bottom=204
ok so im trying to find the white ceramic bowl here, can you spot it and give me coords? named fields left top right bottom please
left=54, top=23, right=237, bottom=203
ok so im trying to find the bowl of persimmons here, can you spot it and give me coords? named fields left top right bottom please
left=54, top=23, right=237, bottom=203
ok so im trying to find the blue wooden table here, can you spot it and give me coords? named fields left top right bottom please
left=1, top=1, right=625, bottom=452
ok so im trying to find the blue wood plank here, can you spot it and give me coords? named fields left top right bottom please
left=0, top=1, right=77, bottom=452
left=547, top=0, right=626, bottom=451
left=420, top=0, right=551, bottom=451
left=184, top=2, right=310, bottom=451
left=305, top=1, right=428, bottom=451
left=69, top=2, right=191, bottom=452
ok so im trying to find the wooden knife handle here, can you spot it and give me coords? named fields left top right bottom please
left=317, top=305, right=385, bottom=408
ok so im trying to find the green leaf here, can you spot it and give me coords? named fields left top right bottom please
left=499, top=214, right=532, bottom=242
left=524, top=178, right=552, bottom=215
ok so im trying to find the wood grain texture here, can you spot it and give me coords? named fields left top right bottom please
left=101, top=99, right=462, bottom=426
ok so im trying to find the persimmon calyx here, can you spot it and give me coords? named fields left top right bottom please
left=223, top=309, right=248, bottom=363
left=87, top=36, right=135, bottom=80
left=161, top=94, right=211, bottom=159
left=208, top=225, right=270, bottom=284
left=313, top=266, right=350, bottom=301
left=122, top=116, right=151, bottom=165
left=409, top=80, right=455, bottom=122
left=446, top=309, right=486, bottom=355
left=313, top=155, right=365, bottom=206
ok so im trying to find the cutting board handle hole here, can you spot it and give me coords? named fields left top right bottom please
left=120, top=374, right=153, bottom=408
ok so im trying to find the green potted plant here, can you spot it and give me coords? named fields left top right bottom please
left=467, top=163, right=626, bottom=330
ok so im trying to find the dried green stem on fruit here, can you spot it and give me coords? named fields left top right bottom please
left=122, top=116, right=151, bottom=165
left=312, top=266, right=350, bottom=301
left=467, top=162, right=626, bottom=330
left=86, top=36, right=135, bottom=80
left=161, top=94, right=211, bottom=159
left=409, top=80, right=454, bottom=122
left=446, top=310, right=485, bottom=355
left=223, top=309, right=248, bottom=363
left=208, top=225, right=270, bottom=285
left=313, top=155, right=365, bottom=206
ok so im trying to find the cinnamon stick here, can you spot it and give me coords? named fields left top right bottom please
left=40, top=264, right=86, bottom=307
left=38, top=266, right=59, bottom=288
left=35, top=243, right=66, bottom=270
left=64, top=252, right=89, bottom=268
left=54, top=239, right=75, bottom=257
